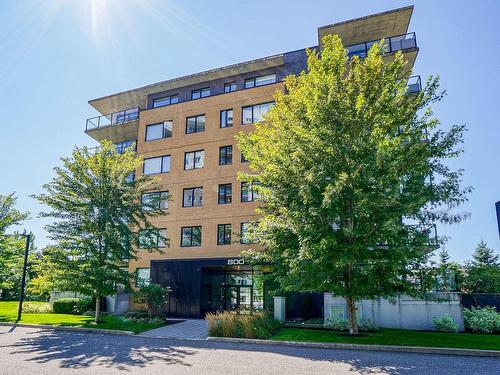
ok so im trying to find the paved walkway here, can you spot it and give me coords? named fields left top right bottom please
left=138, top=319, right=208, bottom=340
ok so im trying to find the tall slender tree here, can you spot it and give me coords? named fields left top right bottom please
left=464, top=240, right=500, bottom=293
left=34, top=141, right=168, bottom=322
left=237, top=35, right=470, bottom=334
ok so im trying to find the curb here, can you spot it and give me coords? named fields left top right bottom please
left=207, top=336, right=500, bottom=357
left=0, top=322, right=134, bottom=336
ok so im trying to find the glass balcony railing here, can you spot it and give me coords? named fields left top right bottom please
left=407, top=75, right=422, bottom=94
left=346, top=32, right=417, bottom=59
left=86, top=107, right=140, bottom=131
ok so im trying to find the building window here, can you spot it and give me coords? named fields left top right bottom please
left=145, top=121, right=173, bottom=141
left=143, top=155, right=171, bottom=175
left=141, top=191, right=169, bottom=210
left=114, top=140, right=136, bottom=154
left=218, top=183, right=232, bottom=204
left=138, top=228, right=167, bottom=249
left=241, top=152, right=249, bottom=163
left=183, top=187, right=203, bottom=207
left=220, top=109, right=233, bottom=128
left=241, top=182, right=259, bottom=202
left=181, top=226, right=202, bottom=247
left=242, top=102, right=274, bottom=124
left=152, top=94, right=179, bottom=108
left=186, top=115, right=206, bottom=134
left=219, top=145, right=233, bottom=166
left=184, top=150, right=204, bottom=170
left=240, top=222, right=253, bottom=244
left=136, top=268, right=151, bottom=286
left=224, top=82, right=237, bottom=93
left=191, top=87, right=211, bottom=100
left=217, top=224, right=232, bottom=245
left=244, top=73, right=276, bottom=89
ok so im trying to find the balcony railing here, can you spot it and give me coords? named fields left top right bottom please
left=86, top=107, right=140, bottom=131
left=407, top=75, right=422, bottom=94
left=346, top=32, right=417, bottom=59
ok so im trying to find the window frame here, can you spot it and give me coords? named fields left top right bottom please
left=218, top=183, right=232, bottom=204
left=217, top=223, right=232, bottom=245
left=240, top=222, right=251, bottom=244
left=224, top=82, right=237, bottom=93
left=138, top=228, right=167, bottom=249
left=241, top=102, right=274, bottom=125
left=143, top=155, right=171, bottom=175
left=220, top=109, right=234, bottom=128
left=136, top=267, right=151, bottom=287
left=145, top=121, right=173, bottom=142
left=241, top=181, right=258, bottom=202
left=191, top=87, right=211, bottom=100
left=219, top=145, right=233, bottom=166
left=152, top=94, right=179, bottom=108
left=141, top=191, right=169, bottom=210
left=181, top=226, right=202, bottom=247
left=186, top=114, right=206, bottom=134
left=184, top=149, right=205, bottom=170
left=244, top=73, right=277, bottom=89
left=182, top=186, right=203, bottom=208
left=114, top=140, right=136, bottom=154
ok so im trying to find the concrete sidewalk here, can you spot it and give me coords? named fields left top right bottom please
left=138, top=319, right=208, bottom=340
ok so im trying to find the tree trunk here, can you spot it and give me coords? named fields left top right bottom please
left=95, top=293, right=101, bottom=323
left=345, top=295, right=358, bottom=335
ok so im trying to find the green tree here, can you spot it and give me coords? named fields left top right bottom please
left=34, top=141, right=168, bottom=322
left=464, top=241, right=500, bottom=293
left=133, top=283, right=170, bottom=320
left=237, top=35, right=470, bottom=334
left=26, top=246, right=57, bottom=301
left=0, top=194, right=29, bottom=300
left=435, top=249, right=463, bottom=291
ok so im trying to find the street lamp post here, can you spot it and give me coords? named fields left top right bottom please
left=17, top=234, right=31, bottom=321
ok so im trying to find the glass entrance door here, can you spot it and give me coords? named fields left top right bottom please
left=225, top=285, right=252, bottom=311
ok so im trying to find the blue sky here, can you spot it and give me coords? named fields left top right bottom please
left=0, top=0, right=498, bottom=262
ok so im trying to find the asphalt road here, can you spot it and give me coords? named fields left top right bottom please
left=0, top=326, right=498, bottom=375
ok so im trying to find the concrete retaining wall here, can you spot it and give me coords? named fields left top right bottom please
left=324, top=293, right=465, bottom=331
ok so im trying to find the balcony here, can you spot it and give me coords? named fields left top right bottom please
left=345, top=32, right=417, bottom=59
left=85, top=107, right=140, bottom=143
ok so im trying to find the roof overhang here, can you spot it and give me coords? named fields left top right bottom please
left=89, top=54, right=286, bottom=115
left=318, top=6, right=414, bottom=46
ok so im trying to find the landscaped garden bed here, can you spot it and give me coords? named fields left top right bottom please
left=0, top=301, right=165, bottom=334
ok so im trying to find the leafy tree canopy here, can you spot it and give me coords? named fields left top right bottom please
left=0, top=194, right=29, bottom=298
left=237, top=35, right=470, bottom=334
left=33, top=141, right=168, bottom=321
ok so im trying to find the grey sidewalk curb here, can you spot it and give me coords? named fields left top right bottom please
left=207, top=336, right=500, bottom=357
left=0, top=322, right=134, bottom=336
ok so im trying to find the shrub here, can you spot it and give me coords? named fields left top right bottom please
left=52, top=298, right=81, bottom=314
left=432, top=314, right=458, bottom=332
left=133, top=284, right=170, bottom=319
left=463, top=306, right=500, bottom=333
left=73, top=298, right=94, bottom=315
left=325, top=318, right=348, bottom=331
left=206, top=311, right=282, bottom=339
left=358, top=318, right=379, bottom=332
left=124, top=311, right=148, bottom=319
left=23, top=302, right=52, bottom=314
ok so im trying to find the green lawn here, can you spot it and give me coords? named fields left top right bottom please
left=0, top=301, right=163, bottom=334
left=271, top=327, right=500, bottom=351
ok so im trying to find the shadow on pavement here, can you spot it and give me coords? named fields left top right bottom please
left=1, top=326, right=497, bottom=374
left=2, top=327, right=193, bottom=371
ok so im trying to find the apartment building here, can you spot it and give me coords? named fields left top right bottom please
left=85, top=6, right=420, bottom=318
